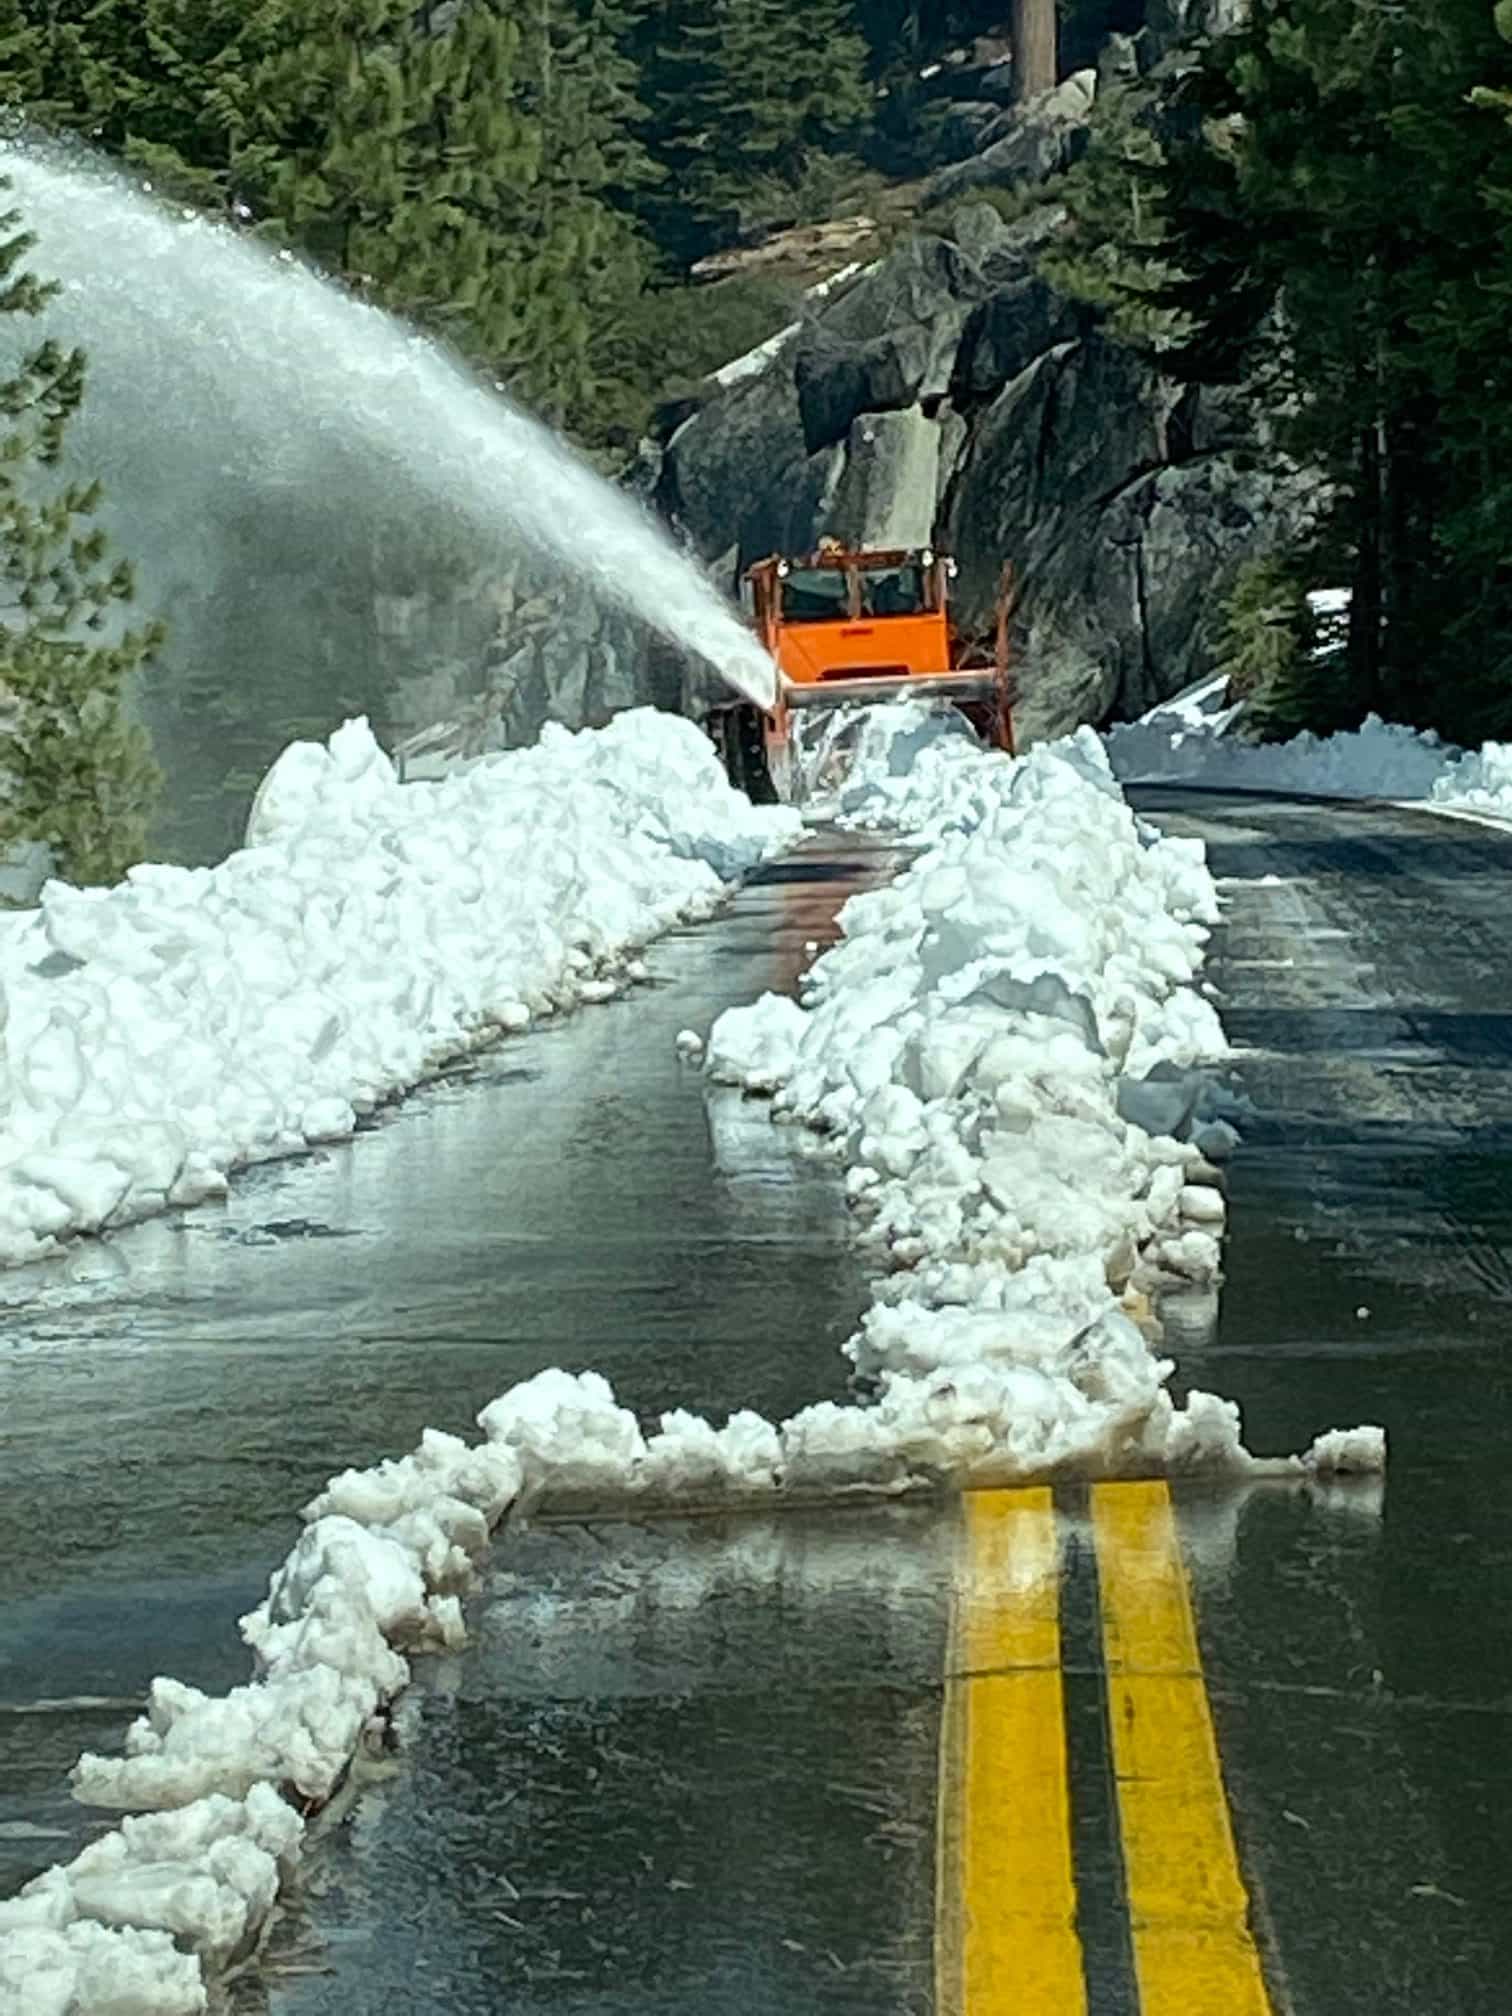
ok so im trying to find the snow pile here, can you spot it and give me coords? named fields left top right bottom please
left=1106, top=699, right=1456, bottom=801
left=1105, top=673, right=1512, bottom=827
left=0, top=1426, right=529, bottom=2010
left=710, top=717, right=1386, bottom=1482
left=1429, top=741, right=1512, bottom=824
left=0, top=1785, right=301, bottom=2016
left=0, top=709, right=799, bottom=1267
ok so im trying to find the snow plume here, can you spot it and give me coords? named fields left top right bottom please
left=711, top=712, right=1386, bottom=1484
left=0, top=710, right=800, bottom=1266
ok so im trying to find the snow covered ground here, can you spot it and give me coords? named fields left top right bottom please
left=0, top=698, right=1386, bottom=2014
left=0, top=711, right=799, bottom=1268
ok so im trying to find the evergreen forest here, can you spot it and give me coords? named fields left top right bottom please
left=1, top=0, right=1512, bottom=877
left=0, top=1, right=1024, bottom=453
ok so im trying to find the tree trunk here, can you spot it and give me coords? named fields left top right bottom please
left=1012, top=0, right=1057, bottom=102
left=1348, top=425, right=1385, bottom=715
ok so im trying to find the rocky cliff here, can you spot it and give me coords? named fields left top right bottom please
left=638, top=28, right=1316, bottom=745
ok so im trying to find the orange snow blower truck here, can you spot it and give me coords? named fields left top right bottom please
left=707, top=541, right=1015, bottom=801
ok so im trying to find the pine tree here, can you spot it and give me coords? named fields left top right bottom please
left=0, top=182, right=160, bottom=888
left=1093, top=0, right=1512, bottom=736
left=633, top=0, right=872, bottom=264
left=13, top=0, right=657, bottom=443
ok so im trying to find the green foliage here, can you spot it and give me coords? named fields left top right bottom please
left=617, top=270, right=803, bottom=401
left=1211, top=554, right=1311, bottom=702
left=1039, top=74, right=1178, bottom=347
left=952, top=175, right=1068, bottom=229
left=0, top=181, right=160, bottom=886
left=1066, top=0, right=1512, bottom=743
left=10, top=0, right=661, bottom=439
left=629, top=0, right=874, bottom=264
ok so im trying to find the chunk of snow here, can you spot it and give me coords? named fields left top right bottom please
left=1303, top=1424, right=1387, bottom=1476
left=0, top=1784, right=303, bottom=2013
left=702, top=991, right=809, bottom=1091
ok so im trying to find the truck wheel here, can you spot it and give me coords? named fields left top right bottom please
left=724, top=704, right=777, bottom=804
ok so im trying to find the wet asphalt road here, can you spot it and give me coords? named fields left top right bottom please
left=9, top=795, right=1512, bottom=2016
left=1136, top=790, right=1512, bottom=2016
left=0, top=835, right=895, bottom=1894
left=254, top=791, right=1512, bottom=2016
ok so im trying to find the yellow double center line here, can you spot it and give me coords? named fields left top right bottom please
left=936, top=1480, right=1273, bottom=2015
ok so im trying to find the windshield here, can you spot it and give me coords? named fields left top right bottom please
left=779, top=568, right=851, bottom=622
left=857, top=564, right=927, bottom=617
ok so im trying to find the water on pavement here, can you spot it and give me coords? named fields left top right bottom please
left=0, top=836, right=895, bottom=1895
left=11, top=794, right=1512, bottom=2016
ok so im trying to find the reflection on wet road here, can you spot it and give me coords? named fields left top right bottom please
left=251, top=790, right=1512, bottom=2016
left=1139, top=790, right=1512, bottom=2016
left=0, top=835, right=898, bottom=1893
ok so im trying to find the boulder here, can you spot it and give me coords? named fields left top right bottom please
left=948, top=199, right=1025, bottom=268
left=936, top=403, right=971, bottom=511
left=946, top=332, right=1178, bottom=627
left=793, top=324, right=932, bottom=454
left=1145, top=0, right=1247, bottom=57
left=658, top=362, right=810, bottom=566
left=924, top=71, right=1098, bottom=210
left=951, top=275, right=1087, bottom=402
left=816, top=234, right=991, bottom=400
left=826, top=409, right=943, bottom=551
left=940, top=332, right=1317, bottom=738
left=934, top=56, right=1018, bottom=107
left=935, top=100, right=1002, bottom=163
left=1097, top=32, right=1145, bottom=89
left=1114, top=455, right=1322, bottom=717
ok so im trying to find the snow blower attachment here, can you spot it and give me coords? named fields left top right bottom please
left=706, top=543, right=1016, bottom=801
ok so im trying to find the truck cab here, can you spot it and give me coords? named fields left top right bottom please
left=707, top=542, right=1015, bottom=801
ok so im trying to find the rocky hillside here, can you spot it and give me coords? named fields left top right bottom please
left=630, top=0, right=1317, bottom=744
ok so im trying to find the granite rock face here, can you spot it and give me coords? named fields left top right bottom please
left=645, top=143, right=1315, bottom=746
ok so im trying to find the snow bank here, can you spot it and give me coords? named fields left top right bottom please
left=1106, top=675, right=1512, bottom=828
left=710, top=709, right=1386, bottom=1483
left=0, top=1784, right=300, bottom=2015
left=0, top=1426, right=530, bottom=2009
left=0, top=710, right=799, bottom=1267
left=1428, top=741, right=1512, bottom=825
left=1107, top=700, right=1455, bottom=800
left=712, top=719, right=1263, bottom=1475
